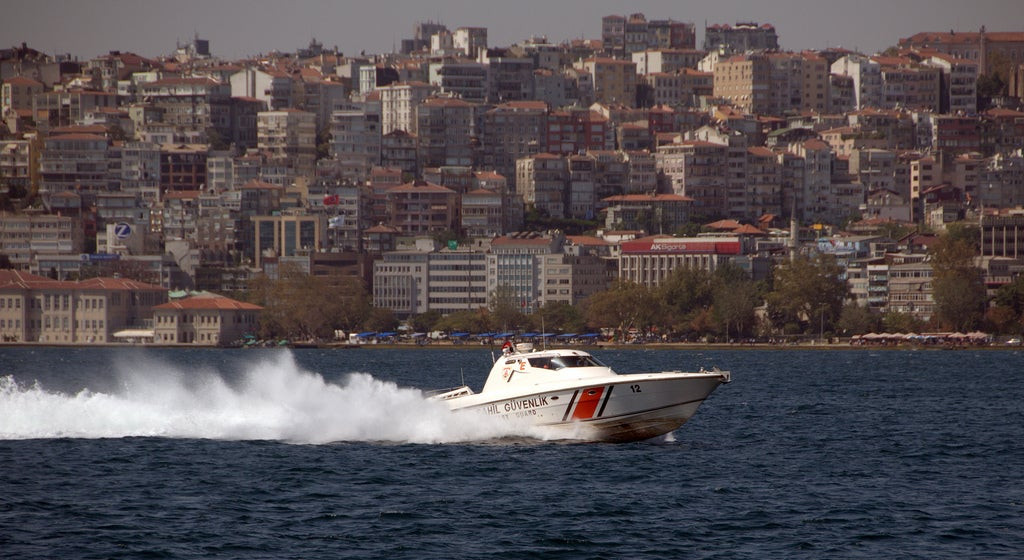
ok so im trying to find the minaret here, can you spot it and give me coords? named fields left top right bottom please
left=788, top=189, right=798, bottom=261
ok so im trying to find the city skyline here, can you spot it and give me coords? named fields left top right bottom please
left=5, top=0, right=1023, bottom=60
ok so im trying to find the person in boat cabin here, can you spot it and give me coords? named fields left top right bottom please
left=501, top=339, right=513, bottom=355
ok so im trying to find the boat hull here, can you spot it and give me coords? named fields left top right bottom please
left=445, top=372, right=727, bottom=443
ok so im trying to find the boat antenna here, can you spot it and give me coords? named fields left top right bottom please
left=541, top=313, right=547, bottom=350
left=460, top=367, right=466, bottom=387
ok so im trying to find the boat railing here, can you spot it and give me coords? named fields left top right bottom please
left=425, top=386, right=475, bottom=400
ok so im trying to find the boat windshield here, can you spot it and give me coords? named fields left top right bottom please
left=529, top=354, right=604, bottom=370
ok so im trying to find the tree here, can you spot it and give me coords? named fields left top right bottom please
left=837, top=303, right=882, bottom=336
left=929, top=235, right=986, bottom=331
left=765, top=255, right=848, bottom=334
left=434, top=308, right=490, bottom=333
left=713, top=279, right=759, bottom=339
left=245, top=264, right=371, bottom=340
left=408, top=310, right=442, bottom=333
left=364, top=307, right=399, bottom=332
left=984, top=305, right=1019, bottom=335
left=316, top=128, right=332, bottom=160
left=489, top=285, right=530, bottom=332
left=710, top=263, right=759, bottom=339
left=205, top=127, right=231, bottom=151
left=882, top=311, right=925, bottom=333
left=654, top=266, right=713, bottom=333
left=532, top=301, right=586, bottom=333
left=994, top=275, right=1024, bottom=315
left=584, top=280, right=658, bottom=339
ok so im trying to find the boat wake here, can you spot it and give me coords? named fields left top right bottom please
left=0, top=352, right=536, bottom=444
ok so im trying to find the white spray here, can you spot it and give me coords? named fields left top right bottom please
left=0, top=352, right=538, bottom=444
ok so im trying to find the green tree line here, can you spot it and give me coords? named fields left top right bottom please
left=241, top=228, right=1024, bottom=341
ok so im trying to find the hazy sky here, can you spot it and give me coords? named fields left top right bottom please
left=4, top=0, right=1023, bottom=61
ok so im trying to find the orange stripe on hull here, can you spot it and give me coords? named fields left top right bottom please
left=571, top=386, right=605, bottom=420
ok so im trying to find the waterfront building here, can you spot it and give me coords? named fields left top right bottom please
left=152, top=293, right=261, bottom=346
left=617, top=235, right=756, bottom=287
left=0, top=270, right=167, bottom=344
left=487, top=231, right=565, bottom=314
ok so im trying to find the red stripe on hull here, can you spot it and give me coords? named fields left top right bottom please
left=571, top=386, right=605, bottom=420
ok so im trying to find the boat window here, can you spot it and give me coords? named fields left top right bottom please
left=544, top=355, right=604, bottom=370
left=528, top=357, right=554, bottom=369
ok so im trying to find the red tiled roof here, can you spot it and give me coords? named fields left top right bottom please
left=566, top=235, right=610, bottom=246
left=154, top=294, right=261, bottom=311
left=732, top=224, right=767, bottom=235
left=239, top=179, right=282, bottom=190
left=387, top=181, right=454, bottom=194
left=3, top=76, right=43, bottom=87
left=0, top=270, right=54, bottom=289
left=78, top=277, right=165, bottom=291
left=603, top=193, right=693, bottom=202
left=705, top=219, right=743, bottom=230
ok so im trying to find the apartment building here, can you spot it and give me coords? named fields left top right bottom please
left=603, top=14, right=696, bottom=58
left=0, top=213, right=84, bottom=270
left=139, top=77, right=233, bottom=138
left=886, top=255, right=934, bottom=321
left=230, top=67, right=294, bottom=110
left=603, top=193, right=693, bottom=232
left=453, top=27, right=488, bottom=59
left=31, top=89, right=118, bottom=131
left=704, top=22, right=778, bottom=54
left=516, top=153, right=567, bottom=219
left=713, top=53, right=773, bottom=115
left=38, top=133, right=115, bottom=196
left=416, top=97, right=477, bottom=168
left=632, top=49, right=705, bottom=74
left=372, top=250, right=429, bottom=317
left=871, top=56, right=941, bottom=112
left=120, top=141, right=161, bottom=203
left=899, top=30, right=1024, bottom=78
left=831, top=54, right=883, bottom=110
left=655, top=140, right=728, bottom=217
left=329, top=100, right=382, bottom=184
left=160, top=143, right=207, bottom=193
left=926, top=54, right=979, bottom=114
left=0, top=139, right=33, bottom=193
left=257, top=108, right=317, bottom=178
left=487, top=231, right=565, bottom=314
left=981, top=209, right=1024, bottom=260
left=478, top=48, right=534, bottom=103
left=378, top=81, right=438, bottom=135
left=579, top=58, right=637, bottom=107
left=461, top=188, right=503, bottom=237
left=2, top=76, right=44, bottom=115
left=545, top=109, right=613, bottom=155
left=480, top=101, right=548, bottom=185
left=385, top=180, right=458, bottom=235
left=428, top=61, right=488, bottom=102
left=251, top=212, right=326, bottom=268
left=642, top=69, right=712, bottom=108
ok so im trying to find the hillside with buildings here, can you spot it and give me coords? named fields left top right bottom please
left=3, top=17, right=1024, bottom=345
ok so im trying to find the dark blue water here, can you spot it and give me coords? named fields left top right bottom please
left=2, top=347, right=1023, bottom=558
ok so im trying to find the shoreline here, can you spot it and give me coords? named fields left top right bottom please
left=1, top=341, right=1017, bottom=350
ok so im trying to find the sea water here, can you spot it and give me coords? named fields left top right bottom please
left=1, top=346, right=1022, bottom=558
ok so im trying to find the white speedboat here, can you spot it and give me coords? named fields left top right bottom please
left=432, top=343, right=730, bottom=443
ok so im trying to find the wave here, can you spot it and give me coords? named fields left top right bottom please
left=0, top=352, right=532, bottom=444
